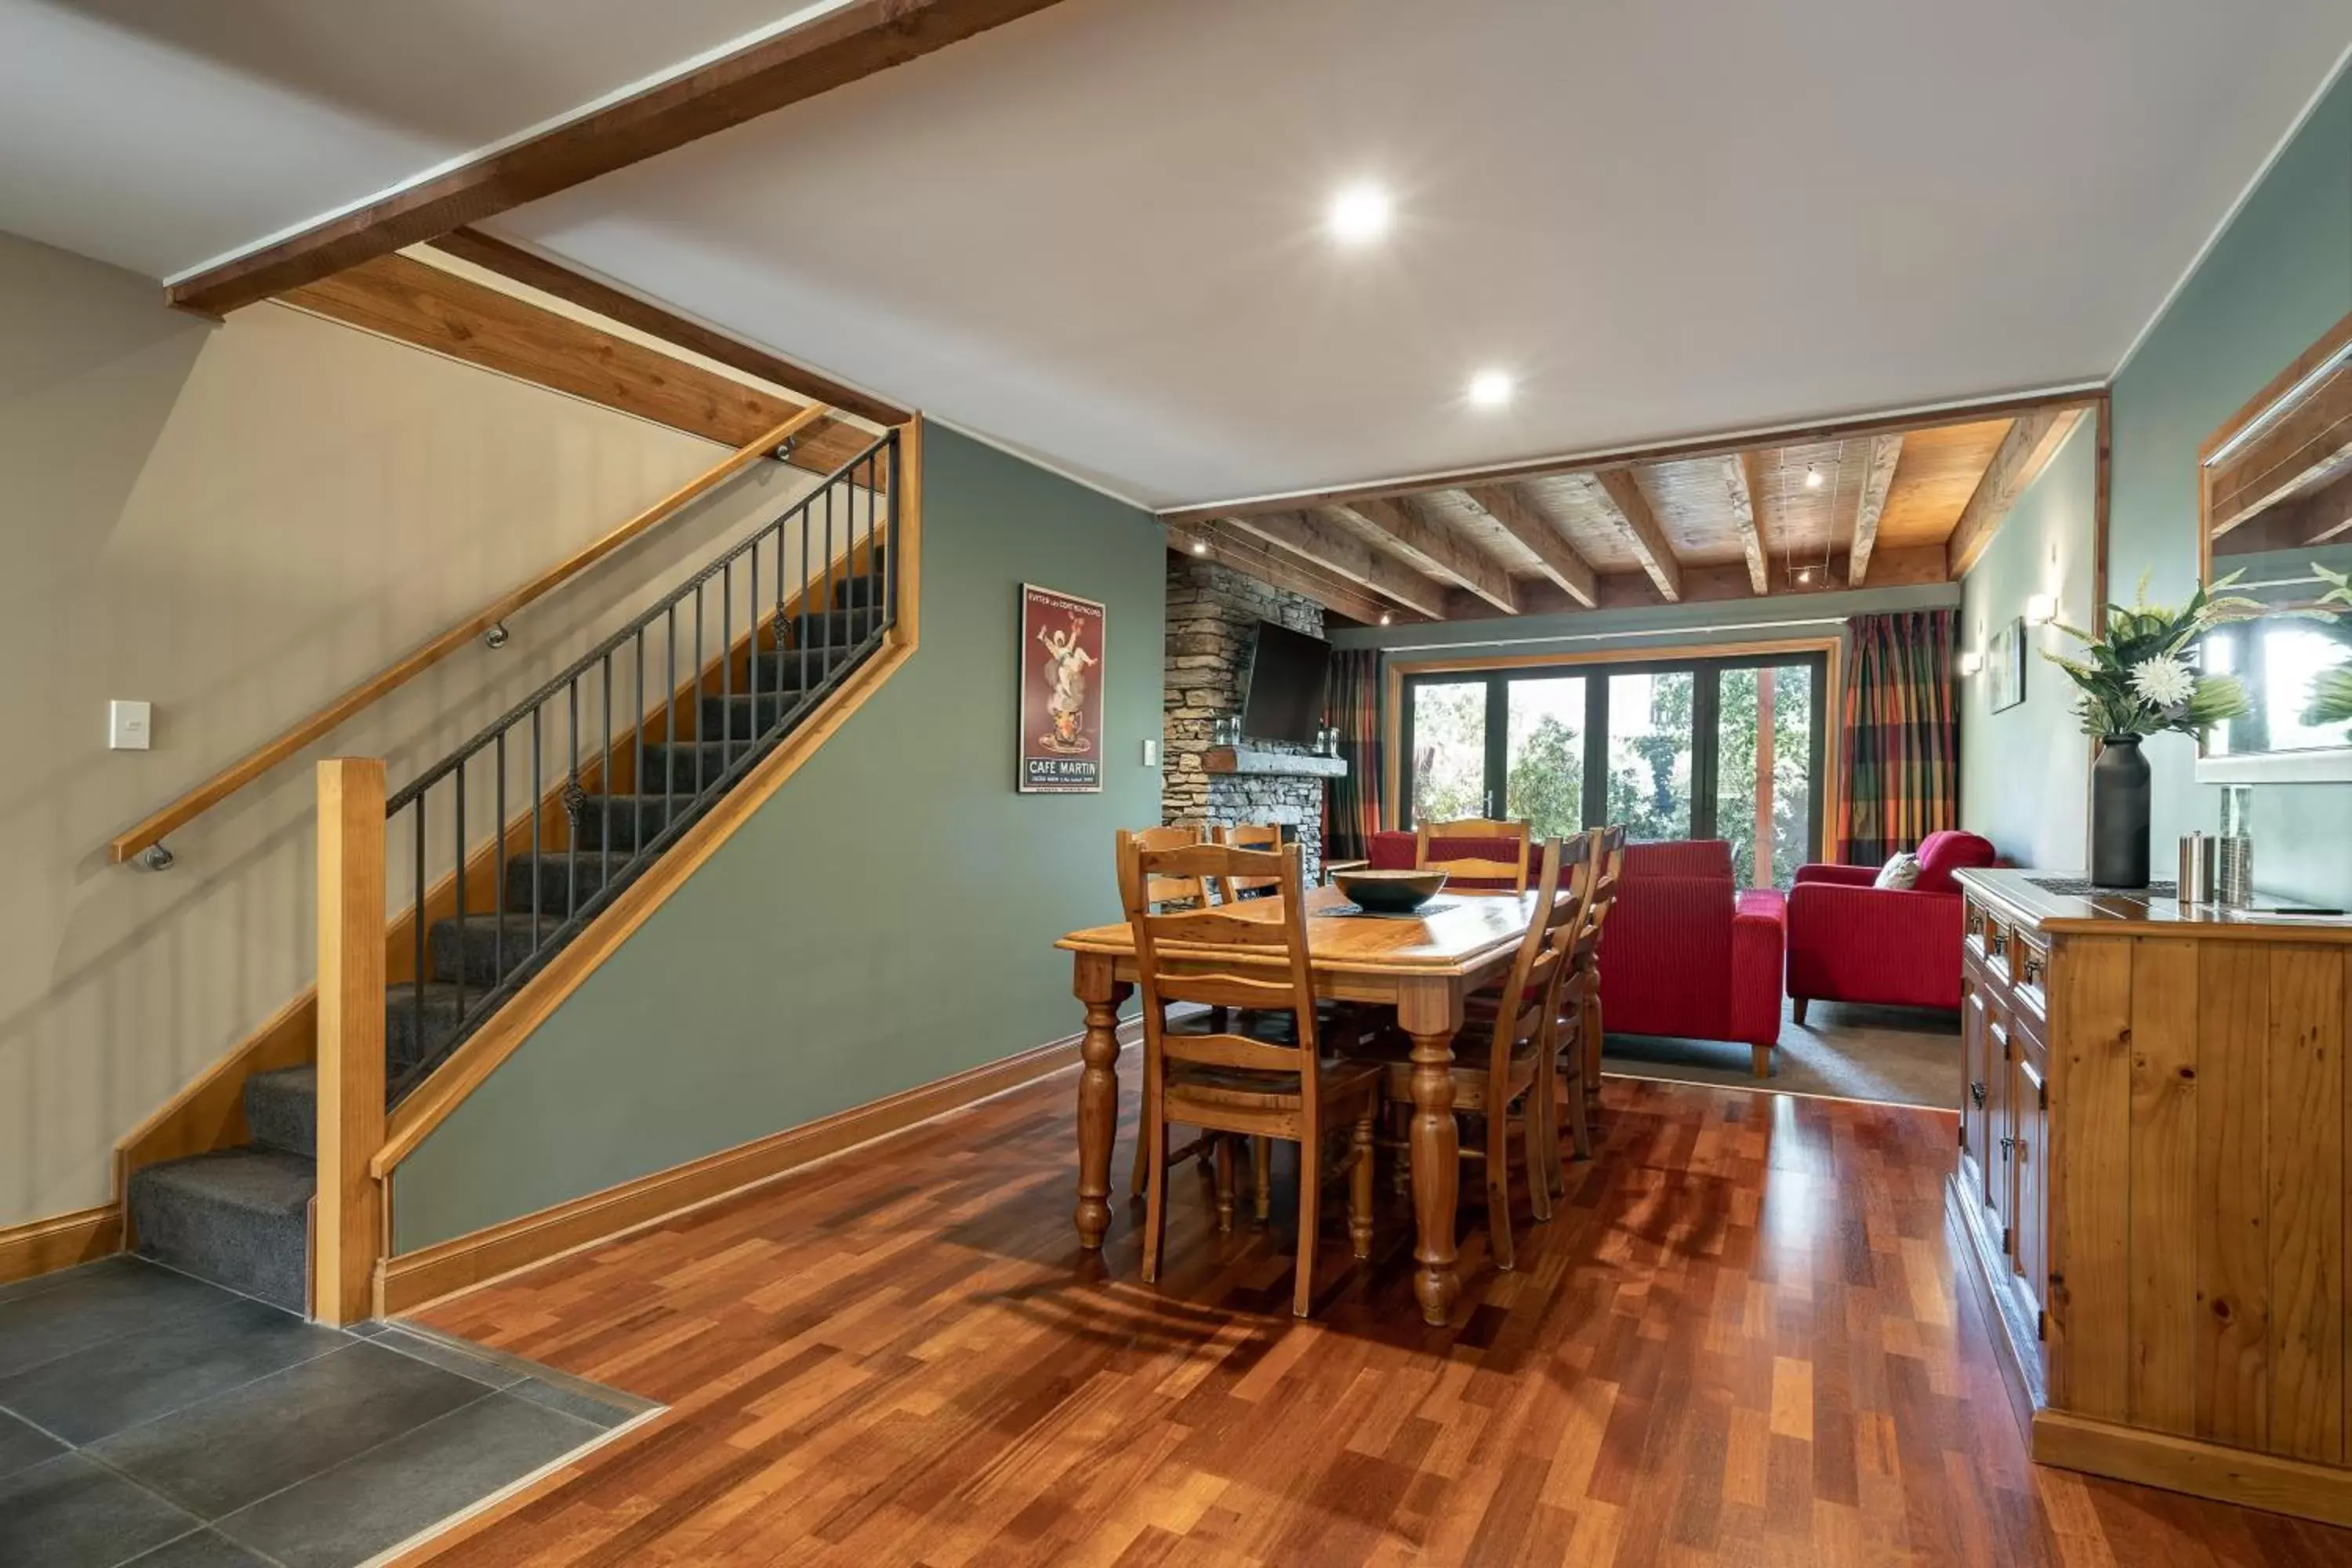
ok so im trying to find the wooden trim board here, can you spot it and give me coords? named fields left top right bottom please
left=2033, top=1410, right=2352, bottom=1530
left=0, top=1204, right=122, bottom=1288
left=432, top=229, right=908, bottom=428
left=377, top=1036, right=1080, bottom=1316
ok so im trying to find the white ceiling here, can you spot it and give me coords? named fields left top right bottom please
left=4, top=1, right=2348, bottom=510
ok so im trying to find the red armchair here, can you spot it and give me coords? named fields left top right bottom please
left=1784, top=829, right=1995, bottom=1019
left=1596, top=840, right=1787, bottom=1076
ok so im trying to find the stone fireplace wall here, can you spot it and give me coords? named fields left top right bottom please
left=1163, top=557, right=1327, bottom=880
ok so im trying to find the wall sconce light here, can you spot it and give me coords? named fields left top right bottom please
left=2025, top=593, right=2058, bottom=626
left=1957, top=650, right=1984, bottom=677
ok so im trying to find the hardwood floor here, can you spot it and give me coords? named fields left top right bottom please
left=405, top=1073, right=2352, bottom=1566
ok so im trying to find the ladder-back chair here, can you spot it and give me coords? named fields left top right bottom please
left=1121, top=839, right=1382, bottom=1317
left=1415, top=816, right=1533, bottom=893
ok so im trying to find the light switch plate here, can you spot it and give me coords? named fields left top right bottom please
left=1142, top=739, right=1161, bottom=768
left=109, top=699, right=152, bottom=751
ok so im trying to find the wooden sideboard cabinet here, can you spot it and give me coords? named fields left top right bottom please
left=1952, top=869, right=2352, bottom=1527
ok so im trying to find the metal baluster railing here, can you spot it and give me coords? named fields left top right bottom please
left=379, top=430, right=898, bottom=1105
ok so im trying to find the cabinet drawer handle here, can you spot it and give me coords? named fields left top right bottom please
left=1990, top=932, right=2009, bottom=959
left=1969, top=1081, right=1987, bottom=1107
left=1998, top=1135, right=2016, bottom=1160
left=2023, top=953, right=2045, bottom=986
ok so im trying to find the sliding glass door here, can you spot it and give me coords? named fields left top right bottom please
left=1399, top=650, right=1828, bottom=887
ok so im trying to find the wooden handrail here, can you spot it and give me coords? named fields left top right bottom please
left=107, top=405, right=832, bottom=866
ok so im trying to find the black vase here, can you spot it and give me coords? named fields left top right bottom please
left=2090, top=735, right=2151, bottom=889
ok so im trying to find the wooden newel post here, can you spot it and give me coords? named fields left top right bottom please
left=315, top=758, right=387, bottom=1324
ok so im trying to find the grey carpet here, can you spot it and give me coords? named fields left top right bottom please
left=1603, top=996, right=1960, bottom=1110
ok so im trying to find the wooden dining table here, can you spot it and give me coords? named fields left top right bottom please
left=1054, top=884, right=1542, bottom=1325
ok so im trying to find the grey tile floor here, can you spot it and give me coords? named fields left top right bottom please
left=0, top=1257, right=658, bottom=1568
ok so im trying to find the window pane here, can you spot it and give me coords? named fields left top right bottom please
left=1505, top=676, right=1586, bottom=840
left=1605, top=671, right=1693, bottom=840
left=1410, top=681, right=1487, bottom=825
left=1712, top=664, right=1817, bottom=887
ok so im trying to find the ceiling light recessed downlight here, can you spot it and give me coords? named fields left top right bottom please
left=1327, top=181, right=1393, bottom=245
left=1378, top=610, right=1395, bottom=626
left=1804, top=464, right=1825, bottom=490
left=1466, top=369, right=1515, bottom=410
left=1191, top=537, right=1210, bottom=556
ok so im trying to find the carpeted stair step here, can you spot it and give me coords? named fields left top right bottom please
left=779, top=606, right=884, bottom=651
left=502, top=851, right=627, bottom=918
left=243, top=1065, right=318, bottom=1158
left=744, top=643, right=854, bottom=691
left=831, top=573, right=885, bottom=610
left=640, top=739, right=764, bottom=794
left=128, top=1148, right=314, bottom=1313
left=426, top=912, right=569, bottom=988
left=386, top=982, right=472, bottom=1076
left=568, top=793, right=693, bottom=853
left=699, top=690, right=819, bottom=741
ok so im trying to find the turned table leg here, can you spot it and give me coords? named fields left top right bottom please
left=1401, top=978, right=1463, bottom=1326
left=1073, top=953, right=1131, bottom=1250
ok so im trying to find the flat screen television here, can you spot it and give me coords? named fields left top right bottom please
left=1238, top=621, right=1331, bottom=745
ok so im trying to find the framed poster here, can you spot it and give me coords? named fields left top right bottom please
left=1018, top=583, right=1106, bottom=793
left=1989, top=616, right=2027, bottom=713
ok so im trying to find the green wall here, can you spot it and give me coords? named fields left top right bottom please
left=1957, top=416, right=2100, bottom=868
left=390, top=426, right=1165, bottom=1249
left=2108, top=67, right=2352, bottom=905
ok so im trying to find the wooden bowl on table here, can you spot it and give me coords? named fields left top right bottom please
left=1333, top=868, right=1447, bottom=914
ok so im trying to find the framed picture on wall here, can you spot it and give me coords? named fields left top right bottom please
left=1018, top=583, right=1106, bottom=793
left=1989, top=616, right=2027, bottom=713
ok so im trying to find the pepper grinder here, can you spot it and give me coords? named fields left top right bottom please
left=2215, top=785, right=2255, bottom=906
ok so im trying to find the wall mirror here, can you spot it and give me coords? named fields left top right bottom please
left=2197, top=308, right=2352, bottom=782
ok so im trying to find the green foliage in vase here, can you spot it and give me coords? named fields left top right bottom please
left=2044, top=571, right=2262, bottom=742
left=2302, top=564, right=2352, bottom=729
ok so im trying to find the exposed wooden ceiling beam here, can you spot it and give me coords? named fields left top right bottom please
left=1588, top=470, right=1682, bottom=602
left=1945, top=407, right=2086, bottom=577
left=1848, top=434, right=1904, bottom=585
left=1439, top=543, right=1951, bottom=619
left=432, top=229, right=909, bottom=426
left=1454, top=485, right=1598, bottom=608
left=1171, top=526, right=1398, bottom=626
left=1157, top=387, right=2102, bottom=528
left=1722, top=453, right=1768, bottom=596
left=1335, top=497, right=1519, bottom=614
left=166, top=0, right=1076, bottom=317
left=1229, top=511, right=1451, bottom=619
left=281, top=252, right=870, bottom=474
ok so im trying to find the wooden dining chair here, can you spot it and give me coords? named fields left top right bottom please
left=1356, top=836, right=1588, bottom=1273
left=1415, top=816, right=1534, bottom=893
left=1120, top=823, right=1214, bottom=909
left=1213, top=823, right=1282, bottom=900
left=1121, top=839, right=1383, bottom=1317
left=1570, top=825, right=1628, bottom=1121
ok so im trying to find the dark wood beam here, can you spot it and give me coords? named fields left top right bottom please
left=1159, top=387, right=2103, bottom=528
left=167, top=0, right=1076, bottom=317
left=1723, top=453, right=1769, bottom=596
left=1946, top=408, right=2085, bottom=577
left=433, top=230, right=908, bottom=426
left=1588, top=470, right=1683, bottom=602
left=1455, top=485, right=1598, bottom=607
left=1229, top=511, right=1451, bottom=619
left=1849, top=434, right=1904, bottom=585
left=1335, top=497, right=1518, bottom=614
left=281, top=253, right=873, bottom=474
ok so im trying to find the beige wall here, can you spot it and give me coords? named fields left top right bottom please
left=0, top=229, right=824, bottom=1226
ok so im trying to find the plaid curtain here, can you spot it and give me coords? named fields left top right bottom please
left=1836, top=609, right=1958, bottom=865
left=1325, top=648, right=1384, bottom=861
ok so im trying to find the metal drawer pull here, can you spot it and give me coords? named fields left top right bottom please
left=1969, top=1081, right=1987, bottom=1107
left=1998, top=1135, right=2016, bottom=1160
left=2022, top=953, right=2045, bottom=986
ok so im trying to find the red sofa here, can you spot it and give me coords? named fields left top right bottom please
left=1784, top=829, right=1995, bottom=1018
left=1599, top=840, right=1787, bottom=1076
